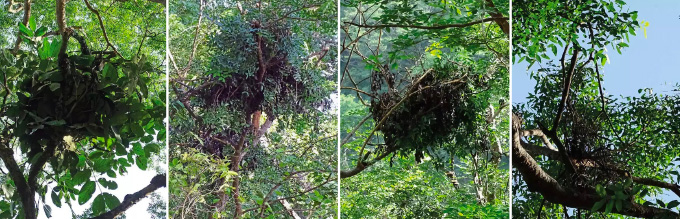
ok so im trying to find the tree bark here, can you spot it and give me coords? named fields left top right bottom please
left=0, top=144, right=37, bottom=219
left=484, top=0, right=509, bottom=36
left=512, top=113, right=679, bottom=218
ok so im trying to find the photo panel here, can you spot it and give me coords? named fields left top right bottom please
left=168, top=0, right=338, bottom=218
left=512, top=0, right=680, bottom=218
left=0, top=0, right=167, bottom=218
left=339, top=0, right=510, bottom=218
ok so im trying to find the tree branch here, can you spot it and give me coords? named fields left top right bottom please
left=344, top=17, right=508, bottom=30
left=89, top=174, right=167, bottom=219
left=520, top=129, right=556, bottom=151
left=27, top=141, right=58, bottom=190
left=340, top=147, right=396, bottom=178
left=0, top=143, right=37, bottom=219
left=632, top=177, right=680, bottom=198
left=513, top=113, right=679, bottom=218
left=83, top=0, right=122, bottom=58
left=484, top=0, right=508, bottom=35
left=552, top=44, right=580, bottom=130
left=11, top=0, right=31, bottom=54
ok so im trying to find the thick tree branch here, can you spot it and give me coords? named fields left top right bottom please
left=520, top=129, right=556, bottom=151
left=344, top=17, right=507, bottom=30
left=0, top=143, right=37, bottom=219
left=89, top=174, right=167, bottom=219
left=27, top=141, right=58, bottom=190
left=484, top=0, right=508, bottom=35
left=520, top=139, right=560, bottom=160
left=513, top=114, right=679, bottom=218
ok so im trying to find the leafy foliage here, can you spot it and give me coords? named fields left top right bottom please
left=169, top=0, right=337, bottom=218
left=0, top=1, right=165, bottom=218
left=340, top=0, right=509, bottom=217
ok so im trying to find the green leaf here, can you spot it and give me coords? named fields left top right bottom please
left=667, top=200, right=680, bottom=209
left=550, top=44, right=557, bottom=56
left=109, top=113, right=127, bottom=126
left=144, top=143, right=160, bottom=157
left=78, top=181, right=96, bottom=205
left=592, top=199, right=607, bottom=211
left=18, top=22, right=32, bottom=37
left=50, top=38, right=61, bottom=57
left=596, top=184, right=606, bottom=196
left=605, top=199, right=614, bottom=213
left=35, top=26, right=48, bottom=37
left=657, top=199, right=666, bottom=208
left=43, top=205, right=52, bottom=218
left=49, top=83, right=60, bottom=91
left=72, top=170, right=91, bottom=185
left=103, top=64, right=118, bottom=82
left=115, top=143, right=127, bottom=156
left=132, top=143, right=145, bottom=157
left=29, top=16, right=36, bottom=31
left=131, top=123, right=145, bottom=137
left=92, top=194, right=106, bottom=215
left=102, top=193, right=121, bottom=209
left=93, top=159, right=111, bottom=173
left=615, top=199, right=622, bottom=211
left=51, top=188, right=62, bottom=208
left=136, top=155, right=148, bottom=170
left=98, top=178, right=118, bottom=190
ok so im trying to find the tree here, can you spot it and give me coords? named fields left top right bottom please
left=512, top=0, right=680, bottom=218
left=339, top=0, right=510, bottom=217
left=0, top=0, right=166, bottom=218
left=168, top=0, right=337, bottom=218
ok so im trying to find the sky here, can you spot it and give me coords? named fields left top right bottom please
left=512, top=0, right=680, bottom=208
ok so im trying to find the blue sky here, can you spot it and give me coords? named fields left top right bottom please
left=512, top=0, right=680, bottom=208
left=513, top=0, right=680, bottom=103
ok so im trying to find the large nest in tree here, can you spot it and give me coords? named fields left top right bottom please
left=562, top=105, right=622, bottom=188
left=371, top=71, right=475, bottom=162
left=202, top=20, right=316, bottom=116
left=10, top=32, right=150, bottom=157
left=13, top=37, right=117, bottom=144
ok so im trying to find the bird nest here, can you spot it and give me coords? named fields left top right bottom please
left=203, top=19, right=311, bottom=116
left=371, top=71, right=474, bottom=162
left=562, top=106, right=623, bottom=188
left=10, top=33, right=150, bottom=156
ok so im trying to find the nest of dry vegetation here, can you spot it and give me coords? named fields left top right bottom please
left=561, top=105, right=624, bottom=188
left=370, top=70, right=475, bottom=162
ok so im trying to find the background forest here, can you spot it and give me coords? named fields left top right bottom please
left=168, top=0, right=337, bottom=218
left=339, top=0, right=509, bottom=218
left=513, top=0, right=680, bottom=218
left=0, top=0, right=167, bottom=218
